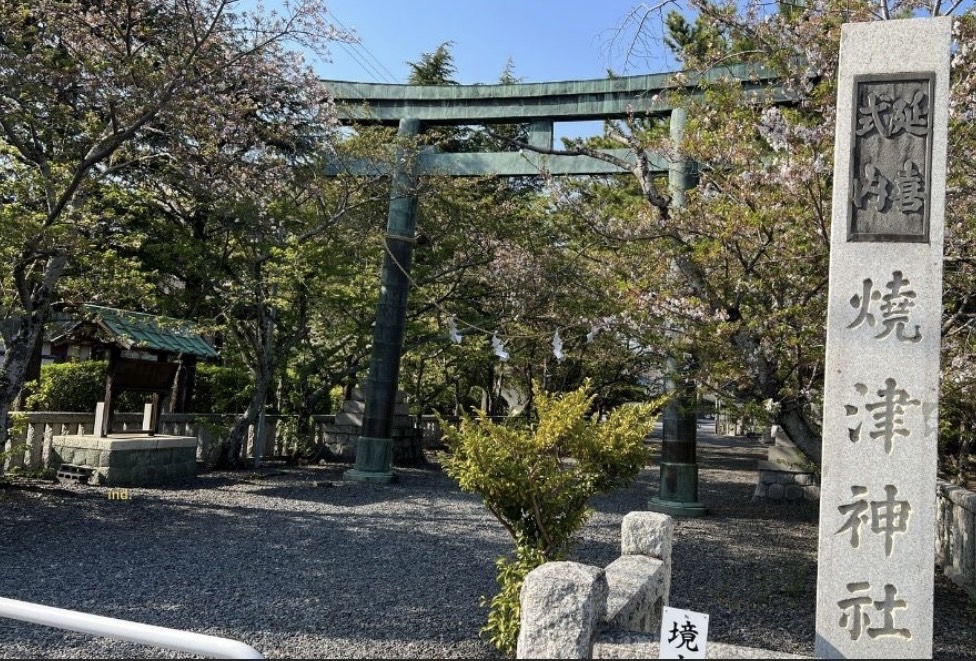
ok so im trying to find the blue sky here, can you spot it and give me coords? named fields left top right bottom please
left=304, top=1, right=681, bottom=84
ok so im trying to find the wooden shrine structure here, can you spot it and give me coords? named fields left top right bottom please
left=50, top=305, right=218, bottom=437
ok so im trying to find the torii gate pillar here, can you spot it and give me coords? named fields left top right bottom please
left=345, top=118, right=421, bottom=483
left=648, top=107, right=708, bottom=517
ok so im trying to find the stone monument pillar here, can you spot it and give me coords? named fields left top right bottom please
left=815, top=17, right=952, bottom=659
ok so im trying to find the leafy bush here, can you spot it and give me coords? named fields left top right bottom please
left=439, top=381, right=662, bottom=656
left=25, top=361, right=110, bottom=412
left=480, top=545, right=546, bottom=657
left=25, top=360, right=195, bottom=413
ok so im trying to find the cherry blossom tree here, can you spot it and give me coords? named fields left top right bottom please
left=586, top=0, right=976, bottom=466
left=0, top=0, right=350, bottom=457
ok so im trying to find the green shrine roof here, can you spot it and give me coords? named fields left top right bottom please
left=57, top=305, right=219, bottom=359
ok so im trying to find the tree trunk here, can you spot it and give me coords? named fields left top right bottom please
left=218, top=375, right=270, bottom=469
left=11, top=328, right=45, bottom=412
left=0, top=259, right=67, bottom=464
left=0, top=319, right=46, bottom=473
left=776, top=401, right=822, bottom=467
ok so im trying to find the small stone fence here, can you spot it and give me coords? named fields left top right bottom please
left=517, top=511, right=675, bottom=659
left=4, top=411, right=450, bottom=473
left=937, top=479, right=976, bottom=600
left=517, top=511, right=808, bottom=659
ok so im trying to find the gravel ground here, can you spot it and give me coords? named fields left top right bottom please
left=1, top=422, right=974, bottom=659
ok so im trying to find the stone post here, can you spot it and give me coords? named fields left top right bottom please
left=814, top=17, right=951, bottom=659
left=346, top=118, right=421, bottom=483
left=516, top=562, right=608, bottom=659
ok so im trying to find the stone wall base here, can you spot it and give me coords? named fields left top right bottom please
left=320, top=391, right=425, bottom=466
left=937, top=479, right=976, bottom=600
left=754, top=462, right=820, bottom=502
left=51, top=434, right=197, bottom=487
left=754, top=426, right=819, bottom=502
left=322, top=428, right=424, bottom=466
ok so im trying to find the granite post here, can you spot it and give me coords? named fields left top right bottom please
left=814, top=17, right=952, bottom=659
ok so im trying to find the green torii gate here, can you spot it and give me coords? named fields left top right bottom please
left=327, top=63, right=785, bottom=517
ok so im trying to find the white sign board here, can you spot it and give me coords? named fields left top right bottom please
left=660, top=606, right=709, bottom=659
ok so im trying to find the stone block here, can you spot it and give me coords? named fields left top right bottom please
left=342, top=399, right=366, bottom=414
left=516, top=562, right=607, bottom=659
left=325, top=425, right=360, bottom=436
left=803, top=485, right=820, bottom=501
left=335, top=412, right=363, bottom=427
left=754, top=483, right=768, bottom=498
left=52, top=447, right=70, bottom=466
left=777, top=472, right=797, bottom=485
left=620, top=512, right=674, bottom=563
left=815, top=16, right=951, bottom=659
left=784, top=484, right=803, bottom=501
left=604, top=555, right=666, bottom=633
left=154, top=436, right=196, bottom=449
left=175, top=447, right=197, bottom=463
left=768, top=445, right=807, bottom=469
left=948, top=503, right=976, bottom=590
left=772, top=425, right=794, bottom=448
left=768, top=483, right=785, bottom=500
left=120, top=467, right=141, bottom=485
left=795, top=473, right=814, bottom=487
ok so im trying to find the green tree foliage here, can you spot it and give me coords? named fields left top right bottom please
left=22, top=358, right=251, bottom=416
left=192, top=363, right=252, bottom=415
left=595, top=0, right=976, bottom=476
left=439, top=382, right=662, bottom=655
left=940, top=11, right=976, bottom=484
left=408, top=42, right=460, bottom=85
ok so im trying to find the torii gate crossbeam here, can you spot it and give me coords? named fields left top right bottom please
left=331, top=65, right=784, bottom=518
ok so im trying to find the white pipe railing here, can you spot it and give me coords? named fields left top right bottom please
left=0, top=597, right=263, bottom=659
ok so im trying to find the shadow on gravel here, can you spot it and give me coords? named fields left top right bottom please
left=0, top=465, right=511, bottom=658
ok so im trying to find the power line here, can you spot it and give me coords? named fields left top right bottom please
left=328, top=10, right=399, bottom=83
left=334, top=40, right=389, bottom=83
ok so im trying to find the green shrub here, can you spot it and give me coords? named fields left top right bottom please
left=439, top=381, right=662, bottom=656
left=25, top=361, right=110, bottom=412
left=480, top=545, right=547, bottom=656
